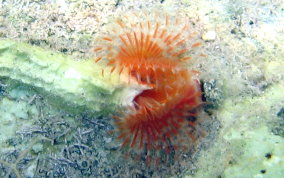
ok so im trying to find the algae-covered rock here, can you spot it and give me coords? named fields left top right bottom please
left=186, top=84, right=284, bottom=178
left=0, top=40, right=146, bottom=116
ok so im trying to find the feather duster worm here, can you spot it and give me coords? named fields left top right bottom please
left=94, top=11, right=205, bottom=163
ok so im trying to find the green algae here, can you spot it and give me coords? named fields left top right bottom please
left=186, top=83, right=284, bottom=178
left=0, top=40, right=145, bottom=116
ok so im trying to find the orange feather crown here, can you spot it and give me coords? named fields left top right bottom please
left=94, top=11, right=205, bottom=162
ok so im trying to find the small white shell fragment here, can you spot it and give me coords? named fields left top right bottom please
left=202, top=31, right=217, bottom=41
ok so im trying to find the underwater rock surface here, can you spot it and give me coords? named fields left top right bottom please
left=0, top=0, right=283, bottom=177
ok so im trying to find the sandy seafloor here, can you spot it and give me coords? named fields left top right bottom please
left=0, top=0, right=283, bottom=177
